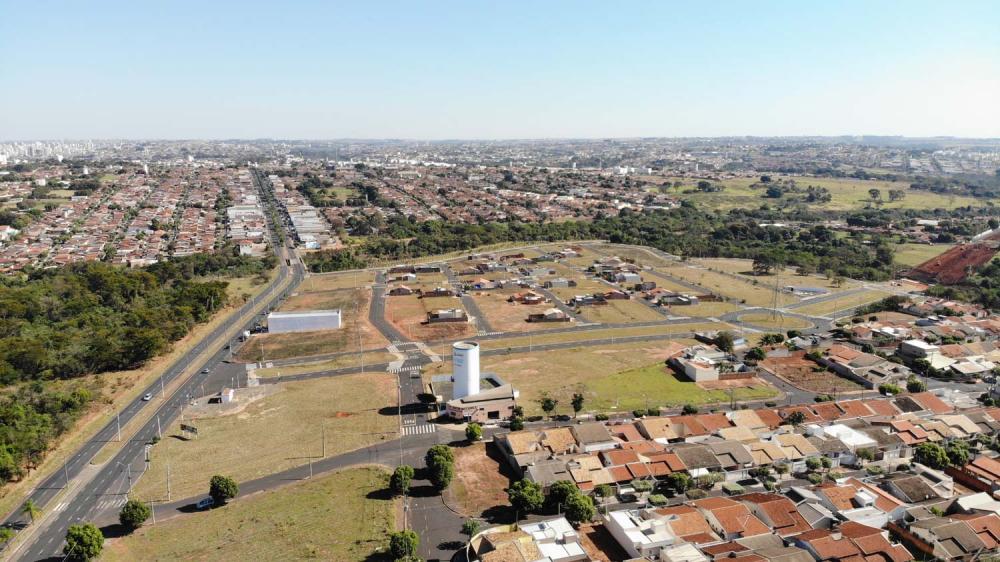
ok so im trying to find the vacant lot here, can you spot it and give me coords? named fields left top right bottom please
left=760, top=353, right=863, bottom=394
left=385, top=294, right=475, bottom=341
left=673, top=301, right=741, bottom=318
left=254, top=351, right=397, bottom=378
left=894, top=243, right=956, bottom=267
left=107, top=468, right=396, bottom=562
left=657, top=265, right=799, bottom=307
left=424, top=340, right=776, bottom=415
left=595, top=245, right=673, bottom=267
left=736, top=312, right=813, bottom=331
left=793, top=290, right=893, bottom=317
left=236, top=289, right=388, bottom=362
left=458, top=321, right=733, bottom=354
left=133, top=373, right=398, bottom=501
left=451, top=442, right=514, bottom=519
left=579, top=300, right=665, bottom=324
left=694, top=258, right=861, bottom=292
left=304, top=271, right=375, bottom=291
left=470, top=290, right=554, bottom=333
left=660, top=175, right=979, bottom=212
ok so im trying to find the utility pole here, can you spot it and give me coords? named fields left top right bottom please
left=149, top=500, right=156, bottom=524
left=156, top=415, right=161, bottom=439
left=64, top=463, right=70, bottom=488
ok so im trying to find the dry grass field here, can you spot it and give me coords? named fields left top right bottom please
left=669, top=301, right=741, bottom=318
left=735, top=312, right=813, bottom=330
left=894, top=243, right=956, bottom=267
left=656, top=265, right=800, bottom=307
left=385, top=294, right=475, bottom=341
left=792, top=290, right=893, bottom=317
left=579, top=299, right=666, bottom=324
left=133, top=373, right=398, bottom=501
left=470, top=290, right=554, bottom=332
left=107, top=468, right=397, bottom=562
left=451, top=442, right=514, bottom=519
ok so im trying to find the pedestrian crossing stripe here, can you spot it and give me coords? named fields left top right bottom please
left=54, top=501, right=69, bottom=512
left=477, top=331, right=504, bottom=336
left=389, top=365, right=422, bottom=374
left=95, top=497, right=127, bottom=511
left=403, top=424, right=436, bottom=436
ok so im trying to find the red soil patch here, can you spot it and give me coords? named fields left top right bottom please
left=909, top=236, right=1000, bottom=285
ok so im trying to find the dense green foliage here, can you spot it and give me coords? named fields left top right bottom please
left=305, top=208, right=903, bottom=281
left=389, top=530, right=420, bottom=559
left=119, top=498, right=152, bottom=531
left=424, top=444, right=454, bottom=491
left=507, top=479, right=544, bottom=514
left=390, top=465, right=414, bottom=496
left=64, top=522, right=104, bottom=561
left=209, top=474, right=239, bottom=504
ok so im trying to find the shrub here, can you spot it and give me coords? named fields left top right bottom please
left=390, top=465, right=414, bottom=496
left=209, top=475, right=238, bottom=505
left=648, top=494, right=668, bottom=506
left=389, top=530, right=419, bottom=559
left=685, top=489, right=707, bottom=500
left=119, top=499, right=151, bottom=531
left=465, top=423, right=483, bottom=441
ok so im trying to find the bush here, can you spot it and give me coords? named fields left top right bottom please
left=681, top=404, right=699, bottom=415
left=389, top=530, right=419, bottom=559
left=631, top=479, right=654, bottom=493
left=209, top=475, right=238, bottom=505
left=866, top=465, right=884, bottom=476
left=465, top=423, right=483, bottom=441
left=564, top=493, right=596, bottom=525
left=509, top=417, right=524, bottom=431
left=425, top=445, right=455, bottom=491
left=632, top=409, right=646, bottom=418
left=648, top=494, right=668, bottom=506
left=685, top=489, right=707, bottom=500
left=461, top=519, right=480, bottom=537
left=508, top=479, right=544, bottom=514
left=119, top=499, right=151, bottom=531
left=594, top=413, right=609, bottom=421
left=807, top=473, right=823, bottom=485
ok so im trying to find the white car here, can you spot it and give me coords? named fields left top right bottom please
left=142, top=393, right=153, bottom=401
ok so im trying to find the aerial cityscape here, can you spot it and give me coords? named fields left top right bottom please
left=2, top=2, right=1000, bottom=562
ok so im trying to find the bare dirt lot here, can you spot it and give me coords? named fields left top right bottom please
left=759, top=352, right=863, bottom=394
left=385, top=294, right=475, bottom=341
left=470, top=289, right=555, bottom=333
left=451, top=441, right=515, bottom=519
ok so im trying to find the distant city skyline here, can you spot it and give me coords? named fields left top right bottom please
left=2, top=0, right=998, bottom=140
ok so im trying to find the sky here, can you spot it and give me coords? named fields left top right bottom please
left=1, top=0, right=999, bottom=140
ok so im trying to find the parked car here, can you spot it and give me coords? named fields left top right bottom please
left=196, top=497, right=215, bottom=510
left=142, top=393, right=153, bottom=401
left=201, top=368, right=210, bottom=374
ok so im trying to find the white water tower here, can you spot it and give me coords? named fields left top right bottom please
left=452, top=341, right=480, bottom=400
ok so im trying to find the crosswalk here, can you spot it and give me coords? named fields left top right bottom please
left=389, top=365, right=422, bottom=374
left=403, top=423, right=436, bottom=436
left=477, top=330, right=504, bottom=337
left=56, top=496, right=127, bottom=513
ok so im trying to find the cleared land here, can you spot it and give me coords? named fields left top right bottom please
left=385, top=294, right=475, bottom=341
left=254, top=351, right=397, bottom=377
left=760, top=354, right=864, bottom=394
left=579, top=300, right=666, bottom=324
left=671, top=301, right=741, bottom=318
left=451, top=442, right=514, bottom=519
left=133, top=373, right=398, bottom=501
left=106, top=468, right=396, bottom=562
left=236, top=288, right=388, bottom=362
left=457, top=321, right=732, bottom=354
left=735, top=312, right=813, bottom=330
left=657, top=265, right=799, bottom=307
left=893, top=243, right=955, bottom=267
left=424, top=341, right=776, bottom=415
left=658, top=175, right=979, bottom=212
left=303, top=271, right=375, bottom=291
left=470, top=290, right=555, bottom=333
left=793, top=290, right=893, bottom=317
left=693, top=258, right=861, bottom=292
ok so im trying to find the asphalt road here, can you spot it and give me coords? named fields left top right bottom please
left=5, top=170, right=304, bottom=561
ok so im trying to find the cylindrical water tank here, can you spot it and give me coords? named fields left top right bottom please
left=452, top=341, right=480, bottom=399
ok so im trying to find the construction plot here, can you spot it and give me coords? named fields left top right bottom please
left=385, top=293, right=475, bottom=341
left=656, top=265, right=799, bottom=307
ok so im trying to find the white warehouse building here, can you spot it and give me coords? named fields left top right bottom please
left=267, top=310, right=342, bottom=334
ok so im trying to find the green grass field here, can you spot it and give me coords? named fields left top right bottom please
left=106, top=468, right=396, bottom=561
left=894, top=243, right=955, bottom=267
left=793, top=289, right=892, bottom=317
left=735, top=312, right=813, bottom=330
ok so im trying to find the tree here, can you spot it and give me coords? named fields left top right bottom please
left=462, top=519, right=480, bottom=537
left=783, top=411, right=806, bottom=426
left=868, top=188, right=882, bottom=202
left=509, top=417, right=524, bottom=431
left=538, top=393, right=558, bottom=417
left=820, top=456, right=833, bottom=469
left=118, top=499, right=151, bottom=531
left=21, top=499, right=40, bottom=524
left=465, top=422, right=483, bottom=442
left=389, top=530, right=420, bottom=559
left=64, top=523, right=103, bottom=561
left=946, top=440, right=971, bottom=467
left=390, top=465, right=414, bottom=496
left=571, top=393, right=585, bottom=417
left=548, top=480, right=579, bottom=509
left=879, top=383, right=901, bottom=396
left=0, top=527, right=15, bottom=545
left=906, top=376, right=927, bottom=393
left=681, top=404, right=699, bottom=415
left=856, top=448, right=875, bottom=462
left=564, top=493, right=596, bottom=525
left=760, top=333, right=785, bottom=346
left=209, top=475, right=239, bottom=505
left=667, top=472, right=693, bottom=493
left=745, top=347, right=766, bottom=362
left=508, top=479, right=544, bottom=515
left=805, top=457, right=822, bottom=471
left=427, top=456, right=454, bottom=491
left=752, top=254, right=779, bottom=275
left=888, top=189, right=906, bottom=202
left=715, top=331, right=735, bottom=354
left=594, top=484, right=614, bottom=500
left=914, top=442, right=950, bottom=470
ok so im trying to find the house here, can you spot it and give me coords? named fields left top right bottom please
left=544, top=278, right=577, bottom=289
left=571, top=422, right=617, bottom=453
left=898, top=515, right=993, bottom=561
left=388, top=285, right=414, bottom=296
left=426, top=308, right=468, bottom=323
left=604, top=509, right=677, bottom=559
left=509, top=291, right=545, bottom=305
left=690, top=497, right=771, bottom=540
left=420, top=286, right=455, bottom=298
left=475, top=517, right=587, bottom=562
left=736, top=493, right=812, bottom=537
left=527, top=308, right=572, bottom=323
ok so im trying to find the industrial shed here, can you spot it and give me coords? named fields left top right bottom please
left=266, top=310, right=342, bottom=333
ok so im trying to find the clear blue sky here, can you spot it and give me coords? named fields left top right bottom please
left=2, top=0, right=998, bottom=140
